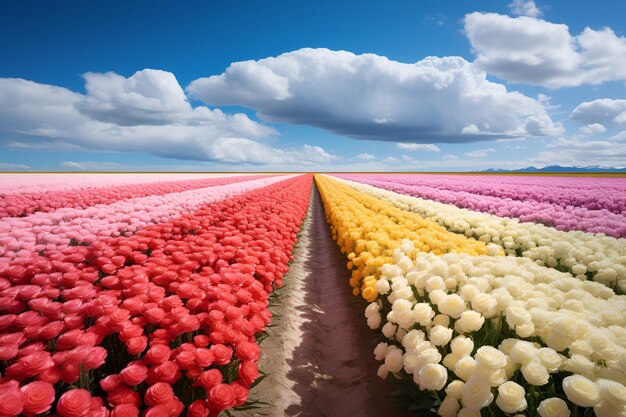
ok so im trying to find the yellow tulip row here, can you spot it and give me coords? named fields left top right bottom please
left=314, top=174, right=499, bottom=302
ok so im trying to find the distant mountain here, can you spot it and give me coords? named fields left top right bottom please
left=481, top=165, right=626, bottom=173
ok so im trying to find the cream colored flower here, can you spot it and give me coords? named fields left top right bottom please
left=455, top=310, right=485, bottom=333
left=430, top=325, right=453, bottom=346
left=402, top=329, right=425, bottom=350
left=537, top=398, right=571, bottom=417
left=495, top=381, right=527, bottom=414
left=419, top=363, right=448, bottom=391
left=509, top=340, right=538, bottom=365
left=516, top=321, right=535, bottom=338
left=596, top=378, right=626, bottom=408
left=366, top=312, right=381, bottom=329
left=445, top=380, right=465, bottom=399
left=461, top=376, right=494, bottom=411
left=454, top=356, right=477, bottom=381
left=433, top=314, right=451, bottom=327
left=374, top=342, right=390, bottom=361
left=450, top=336, right=474, bottom=357
left=382, top=322, right=397, bottom=338
left=413, top=303, right=435, bottom=326
left=438, top=294, right=467, bottom=318
left=537, top=347, right=563, bottom=373
left=562, top=374, right=600, bottom=407
left=521, top=361, right=549, bottom=386
left=564, top=354, right=596, bottom=378
left=438, top=396, right=460, bottom=417
left=506, top=306, right=532, bottom=326
left=375, top=278, right=390, bottom=294
left=471, top=293, right=498, bottom=316
left=475, top=346, right=507, bottom=370
left=384, top=347, right=404, bottom=373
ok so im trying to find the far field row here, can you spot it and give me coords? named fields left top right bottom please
left=0, top=173, right=624, bottom=417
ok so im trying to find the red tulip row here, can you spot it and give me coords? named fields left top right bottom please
left=0, top=174, right=312, bottom=417
left=0, top=175, right=269, bottom=219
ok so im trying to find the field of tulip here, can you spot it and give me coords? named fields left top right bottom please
left=317, top=174, right=626, bottom=417
left=0, top=174, right=312, bottom=417
left=1, top=172, right=625, bottom=417
left=335, top=174, right=626, bottom=238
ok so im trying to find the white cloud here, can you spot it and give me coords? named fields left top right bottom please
left=578, top=123, right=606, bottom=135
left=611, top=131, right=626, bottom=141
left=0, top=74, right=332, bottom=165
left=188, top=48, right=562, bottom=142
left=75, top=70, right=194, bottom=126
left=466, top=147, right=496, bottom=157
left=509, top=0, right=542, bottom=18
left=61, top=161, right=122, bottom=170
left=570, top=99, right=626, bottom=126
left=443, top=154, right=459, bottom=160
left=395, top=143, right=441, bottom=152
left=534, top=137, right=626, bottom=167
left=465, top=13, right=626, bottom=88
left=301, top=144, right=338, bottom=163
left=537, top=93, right=561, bottom=110
left=461, top=124, right=481, bottom=134
left=0, top=163, right=31, bottom=170
left=357, top=153, right=375, bottom=160
left=383, top=156, right=400, bottom=163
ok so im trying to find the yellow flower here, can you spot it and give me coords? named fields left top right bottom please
left=314, top=174, right=496, bottom=300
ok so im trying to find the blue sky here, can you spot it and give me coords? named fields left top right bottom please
left=1, top=0, right=625, bottom=171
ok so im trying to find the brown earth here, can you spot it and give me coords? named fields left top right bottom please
left=242, top=185, right=413, bottom=417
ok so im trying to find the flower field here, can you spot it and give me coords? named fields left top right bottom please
left=1, top=172, right=625, bottom=417
left=0, top=174, right=312, bottom=417
left=317, top=174, right=626, bottom=417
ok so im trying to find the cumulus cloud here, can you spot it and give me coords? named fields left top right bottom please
left=75, top=70, right=194, bottom=126
left=578, top=123, right=606, bottom=135
left=466, top=147, right=496, bottom=157
left=0, top=73, right=335, bottom=165
left=395, top=143, right=441, bottom=152
left=611, top=131, right=626, bottom=141
left=443, top=154, right=459, bottom=160
left=187, top=48, right=562, bottom=143
left=570, top=99, right=626, bottom=126
left=465, top=13, right=626, bottom=88
left=509, top=0, right=542, bottom=18
left=357, top=153, right=375, bottom=160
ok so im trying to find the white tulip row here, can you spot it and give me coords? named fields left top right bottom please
left=335, top=177, right=626, bottom=293
left=366, top=240, right=626, bottom=417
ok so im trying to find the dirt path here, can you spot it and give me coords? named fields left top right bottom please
left=243, top=185, right=411, bottom=417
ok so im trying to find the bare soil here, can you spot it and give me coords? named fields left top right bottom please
left=242, top=185, right=412, bottom=417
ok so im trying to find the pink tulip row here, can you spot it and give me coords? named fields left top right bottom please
left=0, top=174, right=313, bottom=417
left=336, top=174, right=626, bottom=238
left=344, top=174, right=626, bottom=215
left=0, top=174, right=240, bottom=195
left=0, top=175, right=295, bottom=269
left=0, top=175, right=269, bottom=219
